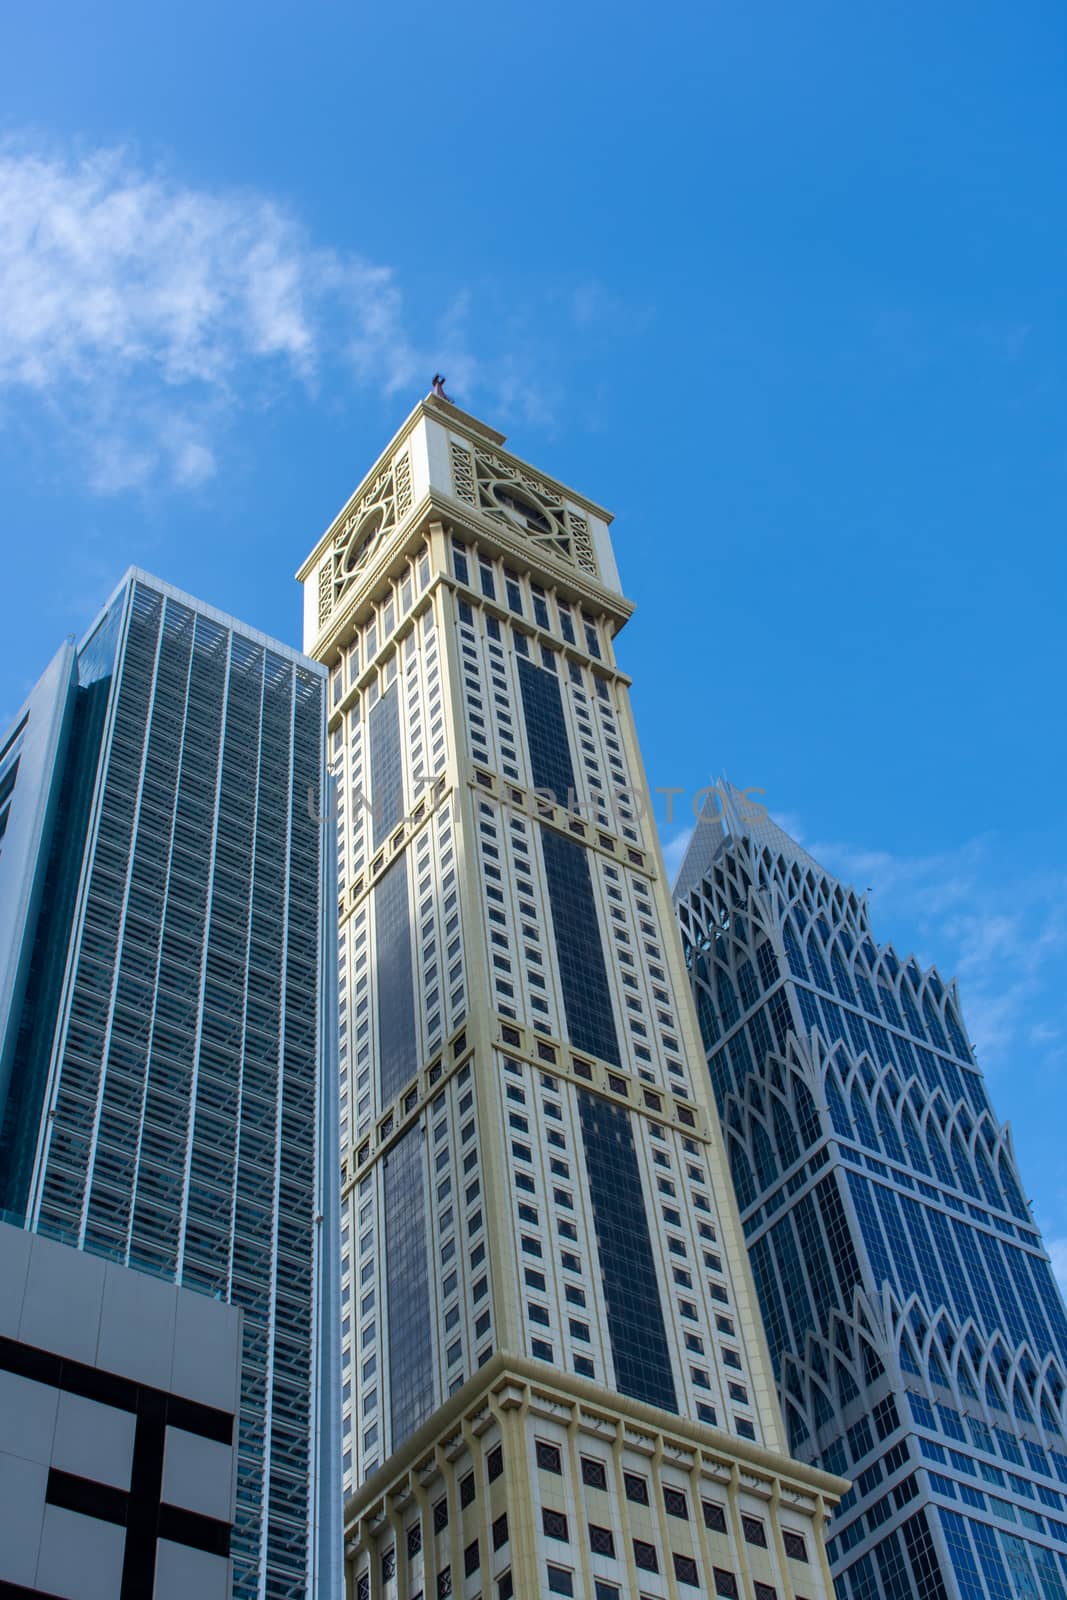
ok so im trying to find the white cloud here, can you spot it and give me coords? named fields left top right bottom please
left=799, top=824, right=1067, bottom=1075
left=1046, top=1238, right=1067, bottom=1298
left=0, top=138, right=439, bottom=488
left=661, top=825, right=695, bottom=882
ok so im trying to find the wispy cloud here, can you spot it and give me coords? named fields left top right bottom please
left=1045, top=1238, right=1067, bottom=1298
left=0, top=138, right=447, bottom=489
left=662, top=825, right=695, bottom=881
left=779, top=820, right=1067, bottom=1076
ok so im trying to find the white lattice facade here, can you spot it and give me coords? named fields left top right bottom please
left=297, top=395, right=844, bottom=1599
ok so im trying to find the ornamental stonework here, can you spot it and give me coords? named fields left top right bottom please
left=448, top=438, right=598, bottom=578
left=318, top=450, right=412, bottom=626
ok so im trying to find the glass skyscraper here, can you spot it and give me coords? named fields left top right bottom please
left=299, top=395, right=844, bottom=1599
left=674, top=783, right=1067, bottom=1600
left=0, top=571, right=340, bottom=1600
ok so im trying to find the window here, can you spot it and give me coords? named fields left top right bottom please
left=633, top=1539, right=658, bottom=1572
left=464, top=1540, right=480, bottom=1577
left=588, top=1524, right=615, bottom=1557
left=674, top=1554, right=700, bottom=1586
left=783, top=1531, right=808, bottom=1562
left=754, top=1586, right=777, bottom=1600
left=536, top=1441, right=563, bottom=1474
left=460, top=1472, right=476, bottom=1507
left=547, top=1568, right=574, bottom=1597
left=664, top=1487, right=689, bottom=1519
left=493, top=1513, right=509, bottom=1550
left=433, top=1498, right=448, bottom=1532
left=714, top=1573, right=739, bottom=1599
left=581, top=1457, right=608, bottom=1490
left=543, top=1508, right=569, bottom=1541
left=703, top=1500, right=727, bottom=1532
left=594, top=1585, right=620, bottom=1600
left=407, top=1523, right=421, bottom=1557
left=487, top=1444, right=503, bottom=1480
left=624, top=1472, right=649, bottom=1505
left=741, top=1515, right=766, bottom=1547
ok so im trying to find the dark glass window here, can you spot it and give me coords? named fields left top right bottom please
left=741, top=1515, right=766, bottom=1547
left=624, top=1473, right=650, bottom=1505
left=375, top=856, right=417, bottom=1105
left=634, top=1539, right=658, bottom=1572
left=674, top=1554, right=700, bottom=1586
left=543, top=1508, right=569, bottom=1541
left=664, top=1487, right=689, bottom=1518
left=589, top=1523, right=615, bottom=1556
left=714, top=1572, right=739, bottom=1598
left=541, top=828, right=620, bottom=1066
left=519, top=659, right=575, bottom=807
left=369, top=683, right=403, bottom=846
left=536, top=1441, right=563, bottom=1474
left=581, top=1457, right=608, bottom=1490
left=703, top=1500, right=727, bottom=1532
left=579, top=1091, right=677, bottom=1414
left=384, top=1124, right=434, bottom=1446
left=547, top=1567, right=574, bottom=1596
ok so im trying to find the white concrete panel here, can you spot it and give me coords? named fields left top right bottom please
left=18, top=1230, right=105, bottom=1366
left=0, top=1220, right=33, bottom=1338
left=0, top=1368, right=59, bottom=1466
left=0, top=1451, right=48, bottom=1586
left=36, top=1503, right=126, bottom=1600
left=170, top=1283, right=241, bottom=1413
left=154, top=1536, right=231, bottom=1600
left=162, top=1425, right=234, bottom=1522
left=53, top=1389, right=135, bottom=1490
left=97, top=1260, right=178, bottom=1391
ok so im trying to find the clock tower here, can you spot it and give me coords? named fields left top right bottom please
left=297, top=393, right=844, bottom=1599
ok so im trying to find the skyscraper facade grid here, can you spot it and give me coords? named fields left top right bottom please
left=300, top=395, right=844, bottom=1600
left=674, top=786, right=1067, bottom=1600
left=0, top=571, right=340, bottom=1600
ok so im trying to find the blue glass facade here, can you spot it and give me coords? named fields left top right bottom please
left=0, top=573, right=337, bottom=1600
left=676, top=799, right=1067, bottom=1600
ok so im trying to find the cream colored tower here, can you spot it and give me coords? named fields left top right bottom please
left=297, top=395, right=845, bottom=1600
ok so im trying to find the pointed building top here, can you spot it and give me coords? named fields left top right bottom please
left=673, top=779, right=827, bottom=901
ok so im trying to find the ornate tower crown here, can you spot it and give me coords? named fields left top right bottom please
left=296, top=392, right=620, bottom=656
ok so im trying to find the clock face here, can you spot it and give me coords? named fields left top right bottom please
left=490, top=481, right=554, bottom=537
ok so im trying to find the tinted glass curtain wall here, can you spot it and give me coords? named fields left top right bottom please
left=675, top=792, right=1067, bottom=1600
left=0, top=573, right=336, bottom=1600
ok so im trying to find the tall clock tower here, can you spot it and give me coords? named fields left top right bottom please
left=297, top=393, right=844, bottom=1599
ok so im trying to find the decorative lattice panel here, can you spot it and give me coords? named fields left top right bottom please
left=448, top=440, right=598, bottom=578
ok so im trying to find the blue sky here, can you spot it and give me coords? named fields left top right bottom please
left=2, top=3, right=1066, bottom=1273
